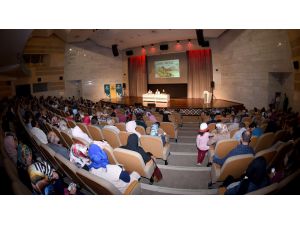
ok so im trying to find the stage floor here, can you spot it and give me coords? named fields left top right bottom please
left=101, top=97, right=244, bottom=110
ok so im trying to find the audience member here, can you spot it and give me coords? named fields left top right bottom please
left=208, top=123, right=230, bottom=146
left=47, top=131, right=69, bottom=159
left=31, top=120, right=48, bottom=144
left=249, top=122, right=263, bottom=137
left=213, top=130, right=254, bottom=166
left=233, top=122, right=247, bottom=141
left=126, top=120, right=141, bottom=138
left=4, top=132, right=18, bottom=164
left=121, top=133, right=152, bottom=164
left=196, top=123, right=210, bottom=166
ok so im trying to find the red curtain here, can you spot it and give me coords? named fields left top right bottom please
left=128, top=55, right=147, bottom=97
left=187, top=49, right=213, bottom=98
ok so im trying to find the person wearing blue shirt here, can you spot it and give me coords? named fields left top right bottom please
left=213, top=130, right=255, bottom=166
left=249, top=122, right=263, bottom=137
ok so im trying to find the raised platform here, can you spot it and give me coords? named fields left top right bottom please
left=101, top=97, right=244, bottom=115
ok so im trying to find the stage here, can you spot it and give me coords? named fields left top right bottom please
left=101, top=97, right=244, bottom=115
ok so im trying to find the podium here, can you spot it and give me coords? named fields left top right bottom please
left=203, top=91, right=212, bottom=104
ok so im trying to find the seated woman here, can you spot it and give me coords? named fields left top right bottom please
left=71, top=125, right=93, bottom=144
left=88, top=144, right=140, bottom=194
left=69, top=143, right=90, bottom=170
left=126, top=120, right=141, bottom=138
left=135, top=113, right=147, bottom=130
left=146, top=111, right=157, bottom=122
left=120, top=133, right=152, bottom=164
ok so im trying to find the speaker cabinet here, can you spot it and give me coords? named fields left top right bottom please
left=293, top=61, right=299, bottom=70
left=160, top=44, right=168, bottom=50
left=112, top=44, right=119, bottom=57
left=196, top=29, right=205, bottom=45
left=126, top=50, right=133, bottom=56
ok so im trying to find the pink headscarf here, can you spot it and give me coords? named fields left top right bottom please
left=83, top=115, right=91, bottom=125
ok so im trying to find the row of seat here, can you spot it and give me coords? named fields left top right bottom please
left=211, top=139, right=297, bottom=184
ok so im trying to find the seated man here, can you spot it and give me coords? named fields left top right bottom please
left=213, top=130, right=254, bottom=166
left=31, top=120, right=48, bottom=144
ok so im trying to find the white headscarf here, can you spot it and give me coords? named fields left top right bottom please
left=126, top=120, right=141, bottom=138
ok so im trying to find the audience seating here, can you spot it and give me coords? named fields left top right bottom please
left=76, top=123, right=92, bottom=138
left=113, top=148, right=155, bottom=179
left=160, top=122, right=178, bottom=142
left=246, top=182, right=279, bottom=195
left=230, top=128, right=239, bottom=138
left=45, top=123, right=53, bottom=133
left=119, top=131, right=130, bottom=146
left=40, top=143, right=61, bottom=170
left=87, top=125, right=104, bottom=141
left=72, top=137, right=90, bottom=146
left=253, top=132, right=275, bottom=154
left=76, top=168, right=140, bottom=195
left=54, top=153, right=88, bottom=190
left=145, top=121, right=154, bottom=128
left=209, top=139, right=239, bottom=159
left=60, top=131, right=75, bottom=149
left=67, top=120, right=76, bottom=128
left=102, top=144, right=118, bottom=164
left=136, top=125, right=146, bottom=135
left=140, top=135, right=170, bottom=165
left=269, top=140, right=294, bottom=170
left=249, top=136, right=258, bottom=149
left=273, top=130, right=290, bottom=144
left=52, top=126, right=69, bottom=149
left=11, top=180, right=32, bottom=195
left=115, top=122, right=126, bottom=131
left=254, top=144, right=280, bottom=166
left=277, top=169, right=300, bottom=191
left=211, top=154, right=254, bottom=183
left=102, top=127, right=122, bottom=148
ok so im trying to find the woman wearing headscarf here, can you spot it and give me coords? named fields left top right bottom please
left=88, top=144, right=140, bottom=194
left=126, top=120, right=141, bottom=138
left=69, top=143, right=90, bottom=170
left=146, top=111, right=157, bottom=122
left=121, top=133, right=152, bottom=164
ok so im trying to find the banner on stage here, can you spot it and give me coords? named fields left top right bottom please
left=104, top=84, right=110, bottom=97
left=116, top=83, right=123, bottom=97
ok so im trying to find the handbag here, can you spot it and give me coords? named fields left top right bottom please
left=152, top=159, right=163, bottom=182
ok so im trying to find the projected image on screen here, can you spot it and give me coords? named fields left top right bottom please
left=155, top=59, right=180, bottom=78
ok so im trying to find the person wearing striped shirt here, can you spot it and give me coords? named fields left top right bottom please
left=28, top=161, right=59, bottom=194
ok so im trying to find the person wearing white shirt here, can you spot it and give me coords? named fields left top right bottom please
left=233, top=122, right=247, bottom=141
left=31, top=120, right=48, bottom=144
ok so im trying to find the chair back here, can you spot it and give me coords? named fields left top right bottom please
left=67, top=120, right=76, bottom=128
left=113, top=148, right=155, bottom=179
left=273, top=130, right=290, bottom=144
left=269, top=141, right=294, bottom=170
left=254, top=132, right=275, bottom=154
left=218, top=154, right=254, bottom=181
left=214, top=139, right=239, bottom=158
left=102, top=144, right=118, bottom=164
left=249, top=136, right=258, bottom=149
left=72, top=137, right=89, bottom=146
left=115, top=123, right=126, bottom=131
left=119, top=131, right=130, bottom=146
left=208, top=123, right=216, bottom=133
left=52, top=126, right=69, bottom=149
left=160, top=122, right=177, bottom=139
left=76, top=168, right=121, bottom=195
left=61, top=131, right=75, bottom=149
left=230, top=128, right=239, bottom=138
left=87, top=125, right=104, bottom=141
left=140, top=135, right=164, bottom=159
left=40, top=143, right=60, bottom=170
left=136, top=125, right=146, bottom=135
left=77, top=123, right=92, bottom=138
left=102, top=127, right=121, bottom=148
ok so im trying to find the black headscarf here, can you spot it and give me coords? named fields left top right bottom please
left=121, top=133, right=151, bottom=164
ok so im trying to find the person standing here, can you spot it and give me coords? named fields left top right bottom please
left=196, top=123, right=210, bottom=166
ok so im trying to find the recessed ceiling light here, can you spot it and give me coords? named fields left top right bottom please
left=69, top=48, right=72, bottom=51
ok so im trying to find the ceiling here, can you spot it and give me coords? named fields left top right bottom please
left=0, top=29, right=226, bottom=75
left=32, top=29, right=226, bottom=50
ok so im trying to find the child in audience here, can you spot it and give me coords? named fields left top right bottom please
left=196, top=123, right=210, bottom=166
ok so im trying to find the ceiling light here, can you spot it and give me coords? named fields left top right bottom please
left=69, top=48, right=72, bottom=51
